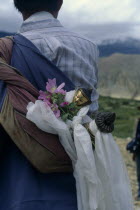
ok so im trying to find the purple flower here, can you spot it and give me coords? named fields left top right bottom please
left=38, top=90, right=47, bottom=100
left=55, top=83, right=66, bottom=95
left=51, top=104, right=60, bottom=118
left=38, top=90, right=52, bottom=104
left=45, top=100, right=52, bottom=107
left=38, top=79, right=69, bottom=119
left=60, top=102, right=69, bottom=107
left=46, top=79, right=56, bottom=93
left=39, top=91, right=52, bottom=109
left=46, top=78, right=66, bottom=95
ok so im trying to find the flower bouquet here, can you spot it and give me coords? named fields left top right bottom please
left=38, top=78, right=82, bottom=121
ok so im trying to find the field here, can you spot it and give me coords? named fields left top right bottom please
left=99, top=96, right=140, bottom=138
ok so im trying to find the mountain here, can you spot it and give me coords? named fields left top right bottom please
left=1, top=31, right=140, bottom=57
left=98, top=38, right=140, bottom=57
left=0, top=31, right=14, bottom=38
left=98, top=53, right=140, bottom=100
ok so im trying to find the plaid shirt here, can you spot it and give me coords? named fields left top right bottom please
left=20, top=11, right=99, bottom=112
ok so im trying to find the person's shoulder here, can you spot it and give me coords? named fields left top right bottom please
left=61, top=28, right=99, bottom=58
left=62, top=28, right=97, bottom=48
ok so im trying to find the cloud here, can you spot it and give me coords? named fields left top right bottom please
left=0, top=0, right=22, bottom=32
left=59, top=0, right=140, bottom=42
left=71, top=22, right=138, bottom=43
left=0, top=0, right=140, bottom=42
left=60, top=0, right=137, bottom=25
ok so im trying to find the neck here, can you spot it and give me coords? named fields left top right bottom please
left=22, top=11, right=58, bottom=21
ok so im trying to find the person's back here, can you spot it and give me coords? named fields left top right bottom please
left=0, top=0, right=99, bottom=210
left=20, top=11, right=99, bottom=113
left=135, top=117, right=140, bottom=200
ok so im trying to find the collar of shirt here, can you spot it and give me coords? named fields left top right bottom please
left=20, top=11, right=63, bottom=33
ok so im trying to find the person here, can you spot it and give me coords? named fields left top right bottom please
left=135, top=117, right=140, bottom=200
left=0, top=0, right=99, bottom=209
left=14, top=0, right=99, bottom=114
left=126, top=106, right=140, bottom=201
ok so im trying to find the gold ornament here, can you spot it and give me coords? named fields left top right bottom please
left=73, top=88, right=92, bottom=107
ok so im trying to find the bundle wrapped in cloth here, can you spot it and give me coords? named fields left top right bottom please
left=0, top=36, right=72, bottom=173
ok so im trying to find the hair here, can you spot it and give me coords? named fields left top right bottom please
left=14, top=0, right=60, bottom=13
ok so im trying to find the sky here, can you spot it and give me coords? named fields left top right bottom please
left=0, top=0, right=140, bottom=43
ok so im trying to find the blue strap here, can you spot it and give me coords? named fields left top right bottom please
left=11, top=34, right=75, bottom=92
left=0, top=34, right=75, bottom=111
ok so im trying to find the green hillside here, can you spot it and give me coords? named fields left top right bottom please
left=98, top=54, right=140, bottom=100
left=98, top=96, right=140, bottom=138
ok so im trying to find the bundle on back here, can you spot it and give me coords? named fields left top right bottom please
left=0, top=37, right=72, bottom=173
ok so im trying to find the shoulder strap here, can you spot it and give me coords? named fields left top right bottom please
left=12, top=34, right=75, bottom=92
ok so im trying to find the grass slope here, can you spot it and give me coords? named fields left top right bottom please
left=98, top=54, right=140, bottom=100
left=99, top=96, right=140, bottom=138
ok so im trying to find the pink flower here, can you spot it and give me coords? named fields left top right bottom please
left=60, top=102, right=69, bottom=107
left=55, top=83, right=66, bottom=95
left=38, top=79, right=68, bottom=119
left=46, top=78, right=66, bottom=95
left=38, top=90, right=47, bottom=100
left=46, top=78, right=56, bottom=93
left=38, top=90, right=51, bottom=102
left=44, top=100, right=52, bottom=107
left=51, top=104, right=60, bottom=118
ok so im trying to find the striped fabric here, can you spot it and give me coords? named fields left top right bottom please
left=20, top=11, right=99, bottom=112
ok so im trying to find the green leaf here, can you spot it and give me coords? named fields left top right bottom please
left=61, top=113, right=69, bottom=121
